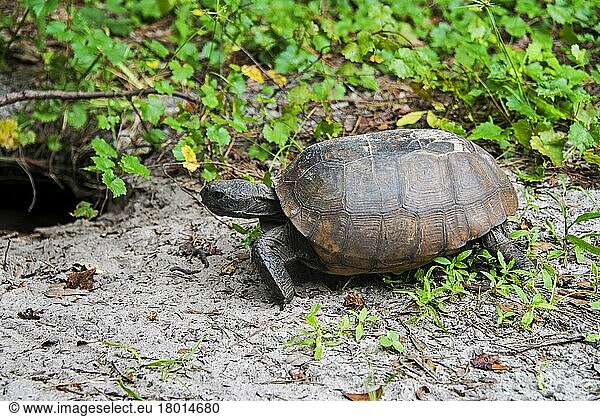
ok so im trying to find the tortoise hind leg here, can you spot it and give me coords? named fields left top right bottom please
left=252, top=224, right=297, bottom=304
left=481, top=224, right=534, bottom=269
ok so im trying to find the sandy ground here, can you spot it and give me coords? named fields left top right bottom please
left=1, top=174, right=599, bottom=401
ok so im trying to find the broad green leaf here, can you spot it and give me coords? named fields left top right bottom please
left=530, top=130, right=566, bottom=166
left=201, top=83, right=219, bottom=109
left=91, top=138, right=118, bottom=158
left=102, top=169, right=127, bottom=197
left=169, top=61, right=194, bottom=84
left=568, top=122, right=595, bottom=153
left=138, top=96, right=165, bottom=125
left=397, top=111, right=426, bottom=127
left=71, top=201, right=98, bottom=220
left=91, top=156, right=115, bottom=171
left=120, top=155, right=150, bottom=178
left=512, top=119, right=533, bottom=148
left=263, top=122, right=289, bottom=147
left=342, top=42, right=362, bottom=63
left=206, top=124, right=231, bottom=147
left=247, top=143, right=271, bottom=162
left=469, top=121, right=509, bottom=148
left=590, top=301, right=600, bottom=310
left=434, top=257, right=451, bottom=265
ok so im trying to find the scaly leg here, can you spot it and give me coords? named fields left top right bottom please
left=481, top=224, right=534, bottom=269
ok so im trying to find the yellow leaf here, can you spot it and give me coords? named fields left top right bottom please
left=396, top=111, right=426, bottom=127
left=266, top=70, right=286, bottom=87
left=369, top=54, right=385, bottom=63
left=146, top=60, right=160, bottom=69
left=191, top=8, right=204, bottom=16
left=181, top=145, right=200, bottom=173
left=242, top=65, right=264, bottom=83
left=0, top=118, right=19, bottom=150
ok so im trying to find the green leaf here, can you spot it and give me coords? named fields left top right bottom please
left=67, top=103, right=88, bottom=129
left=71, top=201, right=98, bottom=220
left=379, top=336, right=392, bottom=347
left=206, top=124, right=231, bottom=147
left=530, top=130, right=566, bottom=166
left=342, top=42, right=362, bottom=63
left=263, top=122, right=289, bottom=147
left=247, top=143, right=271, bottom=162
left=169, top=60, right=194, bottom=84
left=568, top=122, right=596, bottom=153
left=512, top=119, right=533, bottom=148
left=201, top=83, right=219, bottom=108
left=585, top=334, right=600, bottom=342
left=314, top=118, right=342, bottom=138
left=146, top=39, right=169, bottom=58
left=91, top=138, right=118, bottom=159
left=572, top=212, right=600, bottom=225
left=120, top=155, right=150, bottom=178
left=512, top=284, right=529, bottom=304
left=355, top=323, right=364, bottom=342
left=434, top=257, right=451, bottom=265
left=469, top=121, right=508, bottom=147
left=91, top=156, right=115, bottom=171
left=521, top=309, right=534, bottom=328
left=139, top=96, right=165, bottom=125
left=102, top=169, right=127, bottom=197
left=590, top=301, right=600, bottom=310
left=501, top=15, right=529, bottom=37
left=565, top=235, right=600, bottom=256
left=396, top=111, right=426, bottom=127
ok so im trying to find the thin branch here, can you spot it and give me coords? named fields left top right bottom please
left=0, top=88, right=200, bottom=108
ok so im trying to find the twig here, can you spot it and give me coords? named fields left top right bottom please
left=0, top=88, right=200, bottom=108
left=512, top=335, right=585, bottom=354
left=3, top=238, right=11, bottom=271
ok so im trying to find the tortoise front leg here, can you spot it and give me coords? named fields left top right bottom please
left=252, top=224, right=298, bottom=304
left=481, top=224, right=534, bottom=269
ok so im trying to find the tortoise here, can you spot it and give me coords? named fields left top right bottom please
left=200, top=129, right=531, bottom=304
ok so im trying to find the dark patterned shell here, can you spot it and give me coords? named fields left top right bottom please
left=275, top=129, right=518, bottom=275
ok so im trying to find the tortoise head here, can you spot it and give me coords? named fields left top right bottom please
left=200, top=179, right=282, bottom=219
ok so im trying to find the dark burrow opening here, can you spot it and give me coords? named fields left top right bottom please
left=0, top=170, right=79, bottom=233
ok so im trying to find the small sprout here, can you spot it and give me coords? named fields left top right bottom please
left=71, top=201, right=98, bottom=220
left=379, top=330, right=404, bottom=353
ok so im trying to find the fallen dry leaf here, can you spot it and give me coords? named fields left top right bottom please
left=220, top=263, right=237, bottom=275
left=343, top=290, right=366, bottom=310
left=45, top=283, right=89, bottom=298
left=471, top=353, right=510, bottom=371
left=416, top=385, right=430, bottom=400
left=66, top=267, right=95, bottom=290
left=344, top=386, right=383, bottom=401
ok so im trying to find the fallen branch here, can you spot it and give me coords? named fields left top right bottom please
left=0, top=88, right=200, bottom=108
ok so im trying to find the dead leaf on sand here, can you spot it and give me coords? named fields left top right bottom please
left=471, top=353, right=510, bottom=371
left=344, top=386, right=383, bottom=401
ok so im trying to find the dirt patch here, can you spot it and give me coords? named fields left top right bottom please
left=1, top=175, right=599, bottom=400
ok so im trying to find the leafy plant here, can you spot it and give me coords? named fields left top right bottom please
left=284, top=304, right=378, bottom=360
left=378, top=331, right=405, bottom=354
left=71, top=201, right=99, bottom=220
left=348, top=307, right=379, bottom=342
left=84, top=138, right=150, bottom=197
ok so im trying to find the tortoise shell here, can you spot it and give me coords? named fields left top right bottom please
left=275, top=129, right=517, bottom=275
